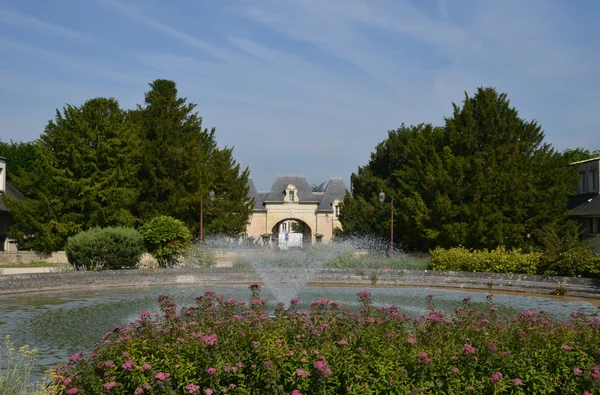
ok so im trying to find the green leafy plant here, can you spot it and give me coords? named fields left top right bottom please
left=178, top=243, right=216, bottom=267
left=430, top=246, right=542, bottom=274
left=552, top=282, right=569, bottom=296
left=0, top=335, right=58, bottom=395
left=139, top=216, right=192, bottom=267
left=65, top=227, right=144, bottom=271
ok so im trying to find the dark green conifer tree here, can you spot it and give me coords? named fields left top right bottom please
left=6, top=98, right=140, bottom=252
left=132, top=79, right=252, bottom=237
left=341, top=87, right=578, bottom=251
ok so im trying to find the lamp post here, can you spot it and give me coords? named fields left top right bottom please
left=200, top=189, right=216, bottom=242
left=379, top=191, right=393, bottom=255
left=324, top=213, right=335, bottom=241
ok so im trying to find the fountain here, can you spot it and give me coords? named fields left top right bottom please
left=1, top=238, right=600, bottom=380
left=237, top=241, right=356, bottom=303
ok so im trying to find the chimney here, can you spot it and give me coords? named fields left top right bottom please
left=0, top=156, right=6, bottom=193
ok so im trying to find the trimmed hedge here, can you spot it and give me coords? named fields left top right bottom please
left=430, top=246, right=541, bottom=274
left=65, top=227, right=144, bottom=270
left=139, top=216, right=191, bottom=267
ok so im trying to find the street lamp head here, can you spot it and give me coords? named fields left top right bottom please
left=378, top=191, right=385, bottom=203
left=209, top=190, right=216, bottom=201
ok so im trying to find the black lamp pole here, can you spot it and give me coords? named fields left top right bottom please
left=379, top=191, right=394, bottom=255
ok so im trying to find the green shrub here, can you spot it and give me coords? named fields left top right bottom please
left=326, top=250, right=355, bottom=268
left=536, top=220, right=600, bottom=277
left=178, top=243, right=216, bottom=267
left=65, top=227, right=144, bottom=270
left=541, top=246, right=600, bottom=278
left=430, top=246, right=541, bottom=274
left=326, top=252, right=431, bottom=270
left=139, top=216, right=191, bottom=267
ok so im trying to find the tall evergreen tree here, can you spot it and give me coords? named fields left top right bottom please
left=341, top=87, right=578, bottom=251
left=6, top=98, right=140, bottom=252
left=132, top=79, right=252, bottom=237
left=204, top=147, right=253, bottom=237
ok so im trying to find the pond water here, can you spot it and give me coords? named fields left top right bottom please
left=1, top=284, right=599, bottom=380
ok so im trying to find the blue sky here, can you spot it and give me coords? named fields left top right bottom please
left=0, top=0, right=599, bottom=191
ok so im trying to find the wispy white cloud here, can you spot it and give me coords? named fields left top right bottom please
left=227, top=36, right=316, bottom=76
left=0, top=8, right=93, bottom=41
left=96, top=0, right=249, bottom=67
left=0, top=36, right=151, bottom=84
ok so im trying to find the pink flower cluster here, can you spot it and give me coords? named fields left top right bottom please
left=313, top=358, right=332, bottom=377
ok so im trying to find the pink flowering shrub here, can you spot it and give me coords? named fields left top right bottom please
left=52, top=288, right=600, bottom=394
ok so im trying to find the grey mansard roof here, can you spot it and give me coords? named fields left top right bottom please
left=264, top=175, right=319, bottom=203
left=0, top=183, right=26, bottom=212
left=249, top=175, right=349, bottom=212
left=246, top=178, right=266, bottom=211
left=317, top=177, right=349, bottom=212
left=569, top=194, right=600, bottom=217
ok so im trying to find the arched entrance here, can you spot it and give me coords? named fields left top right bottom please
left=271, top=218, right=313, bottom=250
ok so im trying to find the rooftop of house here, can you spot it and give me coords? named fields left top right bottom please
left=0, top=182, right=26, bottom=212
left=569, top=157, right=600, bottom=166
left=247, top=175, right=349, bottom=212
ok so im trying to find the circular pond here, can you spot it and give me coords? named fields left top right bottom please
left=1, top=284, right=599, bottom=380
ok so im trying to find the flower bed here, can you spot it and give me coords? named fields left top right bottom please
left=52, top=285, right=600, bottom=394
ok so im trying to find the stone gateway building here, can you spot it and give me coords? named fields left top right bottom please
left=245, top=175, right=349, bottom=246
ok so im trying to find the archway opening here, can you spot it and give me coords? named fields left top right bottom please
left=271, top=218, right=312, bottom=250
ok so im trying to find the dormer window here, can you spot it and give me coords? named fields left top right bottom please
left=285, top=184, right=297, bottom=203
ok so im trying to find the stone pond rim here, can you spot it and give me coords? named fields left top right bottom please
left=1, top=267, right=599, bottom=301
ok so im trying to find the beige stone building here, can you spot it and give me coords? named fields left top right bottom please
left=245, top=175, right=348, bottom=246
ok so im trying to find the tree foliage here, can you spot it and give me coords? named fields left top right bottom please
left=203, top=147, right=253, bottom=237
left=131, top=79, right=252, bottom=238
left=0, top=139, right=38, bottom=190
left=310, top=182, right=326, bottom=192
left=6, top=79, right=253, bottom=252
left=340, top=87, right=579, bottom=252
left=6, top=98, right=141, bottom=252
left=562, top=148, right=600, bottom=164
left=139, top=215, right=192, bottom=267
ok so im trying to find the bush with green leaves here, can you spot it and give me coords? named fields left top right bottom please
left=537, top=221, right=600, bottom=277
left=430, top=246, right=542, bottom=274
left=178, top=243, right=216, bottom=267
left=540, top=247, right=600, bottom=278
left=139, top=216, right=191, bottom=267
left=431, top=244, right=600, bottom=278
left=65, top=227, right=144, bottom=270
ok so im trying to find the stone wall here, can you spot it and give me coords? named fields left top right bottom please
left=0, top=248, right=370, bottom=266
left=1, top=267, right=599, bottom=299
left=0, top=251, right=68, bottom=265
